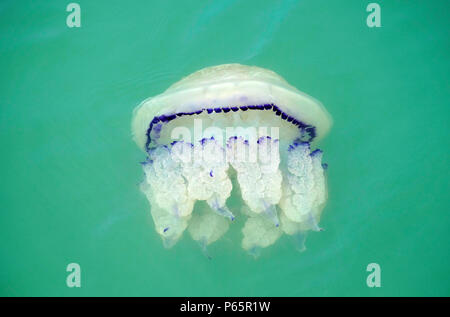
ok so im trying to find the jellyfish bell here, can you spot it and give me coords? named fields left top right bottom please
left=132, top=64, right=331, bottom=150
left=132, top=63, right=332, bottom=254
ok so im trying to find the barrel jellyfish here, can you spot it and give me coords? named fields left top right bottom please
left=131, top=64, right=332, bottom=256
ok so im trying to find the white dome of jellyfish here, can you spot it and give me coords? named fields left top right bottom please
left=131, top=64, right=332, bottom=257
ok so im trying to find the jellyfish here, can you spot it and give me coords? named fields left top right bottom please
left=132, top=64, right=332, bottom=255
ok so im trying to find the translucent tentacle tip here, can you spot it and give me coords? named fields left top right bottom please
left=209, top=200, right=235, bottom=221
left=292, top=233, right=307, bottom=252
left=308, top=214, right=324, bottom=232
left=218, top=205, right=235, bottom=221
left=262, top=202, right=280, bottom=227
left=172, top=205, right=181, bottom=218
left=161, top=227, right=176, bottom=248
left=199, top=238, right=212, bottom=260
left=162, top=236, right=177, bottom=249
left=248, top=246, right=262, bottom=258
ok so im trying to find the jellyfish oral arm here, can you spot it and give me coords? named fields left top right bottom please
left=141, top=134, right=327, bottom=250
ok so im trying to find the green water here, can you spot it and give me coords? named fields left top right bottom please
left=1, top=0, right=449, bottom=297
